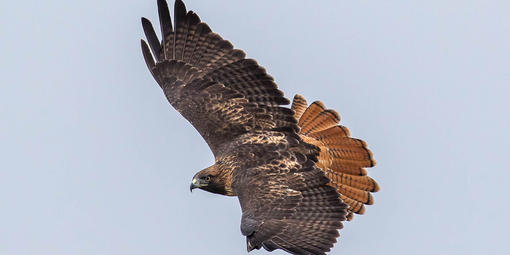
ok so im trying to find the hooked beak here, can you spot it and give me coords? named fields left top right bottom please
left=190, top=182, right=197, bottom=192
left=189, top=178, right=203, bottom=192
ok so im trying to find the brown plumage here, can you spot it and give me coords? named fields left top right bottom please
left=140, top=1, right=378, bottom=254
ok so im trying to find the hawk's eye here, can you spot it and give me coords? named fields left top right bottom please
left=205, top=176, right=211, bottom=182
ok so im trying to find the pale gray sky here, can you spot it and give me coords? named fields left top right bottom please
left=1, top=0, right=509, bottom=255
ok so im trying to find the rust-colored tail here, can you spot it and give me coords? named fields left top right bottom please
left=292, top=94, right=379, bottom=220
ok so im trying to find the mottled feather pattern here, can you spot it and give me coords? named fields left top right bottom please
left=293, top=95, right=378, bottom=220
left=141, top=1, right=365, bottom=254
left=142, top=0, right=296, bottom=156
left=219, top=131, right=346, bottom=254
left=233, top=144, right=346, bottom=254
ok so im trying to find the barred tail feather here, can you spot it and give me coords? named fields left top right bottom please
left=293, top=94, right=378, bottom=220
left=291, top=94, right=308, bottom=121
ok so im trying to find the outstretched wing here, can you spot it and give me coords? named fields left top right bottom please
left=231, top=132, right=348, bottom=255
left=141, top=0, right=296, bottom=157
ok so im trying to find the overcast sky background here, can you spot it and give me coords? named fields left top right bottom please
left=1, top=0, right=509, bottom=254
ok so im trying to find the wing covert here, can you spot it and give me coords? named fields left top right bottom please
left=231, top=134, right=348, bottom=255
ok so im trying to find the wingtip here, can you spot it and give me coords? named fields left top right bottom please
left=174, top=0, right=187, bottom=25
left=140, top=38, right=149, bottom=51
left=141, top=17, right=152, bottom=32
left=141, top=39, right=156, bottom=70
left=141, top=17, right=162, bottom=61
left=158, top=0, right=173, bottom=38
left=175, top=0, right=187, bottom=13
left=157, top=0, right=168, bottom=9
left=175, top=0, right=185, bottom=8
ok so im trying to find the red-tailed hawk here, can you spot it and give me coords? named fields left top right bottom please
left=141, top=0, right=378, bottom=254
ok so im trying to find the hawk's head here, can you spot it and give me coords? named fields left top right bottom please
left=190, top=165, right=233, bottom=196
